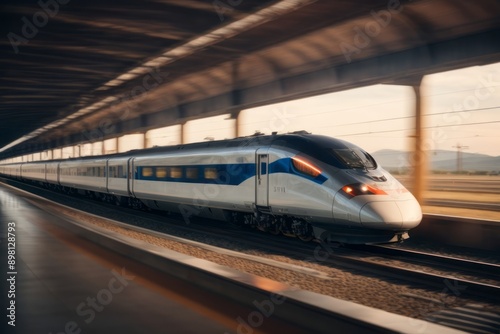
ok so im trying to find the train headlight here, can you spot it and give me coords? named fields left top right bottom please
left=341, top=183, right=387, bottom=197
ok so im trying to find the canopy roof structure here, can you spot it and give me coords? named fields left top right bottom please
left=1, top=0, right=499, bottom=159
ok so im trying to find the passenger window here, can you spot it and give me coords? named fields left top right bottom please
left=118, top=165, right=125, bottom=178
left=169, top=167, right=182, bottom=179
left=156, top=167, right=168, bottom=178
left=186, top=167, right=198, bottom=179
left=142, top=167, right=153, bottom=177
left=204, top=167, right=218, bottom=180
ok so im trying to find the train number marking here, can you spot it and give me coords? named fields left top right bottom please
left=273, top=186, right=286, bottom=193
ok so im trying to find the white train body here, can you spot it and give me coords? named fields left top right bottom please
left=0, top=133, right=422, bottom=244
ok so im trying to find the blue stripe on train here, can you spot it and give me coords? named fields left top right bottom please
left=135, top=158, right=327, bottom=185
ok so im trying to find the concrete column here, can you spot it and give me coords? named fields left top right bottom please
left=180, top=122, right=186, bottom=144
left=232, top=110, right=240, bottom=138
left=138, top=133, right=146, bottom=150
left=143, top=132, right=148, bottom=149
left=412, top=80, right=426, bottom=205
left=115, top=137, right=119, bottom=154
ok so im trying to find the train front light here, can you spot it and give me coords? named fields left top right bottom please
left=341, top=183, right=387, bottom=197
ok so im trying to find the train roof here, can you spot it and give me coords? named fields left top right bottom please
left=4, top=132, right=361, bottom=165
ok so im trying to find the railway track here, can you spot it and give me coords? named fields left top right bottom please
left=337, top=244, right=500, bottom=302
left=352, top=244, right=500, bottom=280
left=217, top=231, right=500, bottom=304
left=397, top=177, right=500, bottom=195
left=424, top=199, right=500, bottom=211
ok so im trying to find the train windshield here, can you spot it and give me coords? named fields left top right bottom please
left=331, top=148, right=377, bottom=169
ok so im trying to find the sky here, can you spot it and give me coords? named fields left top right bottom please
left=177, top=62, right=500, bottom=157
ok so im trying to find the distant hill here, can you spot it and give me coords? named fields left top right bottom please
left=371, top=149, right=500, bottom=173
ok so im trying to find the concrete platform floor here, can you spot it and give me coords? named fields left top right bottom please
left=0, top=185, right=299, bottom=334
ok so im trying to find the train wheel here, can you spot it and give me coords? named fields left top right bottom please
left=226, top=211, right=245, bottom=227
left=268, top=220, right=281, bottom=235
left=297, top=234, right=313, bottom=242
left=292, top=219, right=314, bottom=242
left=279, top=218, right=295, bottom=238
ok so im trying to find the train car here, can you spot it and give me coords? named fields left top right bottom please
left=3, top=163, right=23, bottom=179
left=106, top=156, right=132, bottom=205
left=45, top=161, right=60, bottom=187
left=21, top=162, right=46, bottom=184
left=0, top=164, right=11, bottom=177
left=59, top=158, right=107, bottom=195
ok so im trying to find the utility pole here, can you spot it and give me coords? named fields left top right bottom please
left=453, top=143, right=469, bottom=174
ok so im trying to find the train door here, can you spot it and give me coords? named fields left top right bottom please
left=127, top=157, right=134, bottom=197
left=105, top=159, right=110, bottom=193
left=56, top=162, right=61, bottom=185
left=255, top=150, right=269, bottom=207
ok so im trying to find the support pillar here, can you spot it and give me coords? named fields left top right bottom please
left=180, top=122, right=186, bottom=144
left=139, top=133, right=145, bottom=149
left=143, top=132, right=148, bottom=149
left=412, top=78, right=426, bottom=205
left=231, top=110, right=241, bottom=138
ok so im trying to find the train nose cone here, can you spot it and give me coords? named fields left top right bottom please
left=360, top=202, right=403, bottom=229
left=396, top=199, right=422, bottom=229
left=360, top=200, right=422, bottom=230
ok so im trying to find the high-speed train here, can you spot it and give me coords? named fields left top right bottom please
left=0, top=132, right=422, bottom=244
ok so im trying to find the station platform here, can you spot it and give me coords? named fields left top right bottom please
left=0, top=186, right=281, bottom=334
left=0, top=182, right=486, bottom=334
